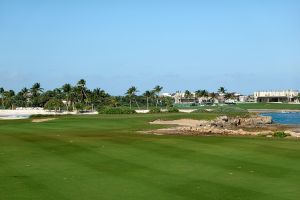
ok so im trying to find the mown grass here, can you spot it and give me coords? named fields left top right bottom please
left=175, top=103, right=300, bottom=110
left=0, top=113, right=300, bottom=200
left=237, top=103, right=300, bottom=110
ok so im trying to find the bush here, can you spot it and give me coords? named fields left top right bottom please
left=44, top=99, right=64, bottom=111
left=273, top=131, right=289, bottom=138
left=167, top=107, right=179, bottom=113
left=29, top=114, right=57, bottom=119
left=74, top=102, right=84, bottom=111
left=192, top=107, right=211, bottom=113
left=149, top=107, right=161, bottom=113
left=98, top=107, right=136, bottom=114
left=29, top=114, right=73, bottom=119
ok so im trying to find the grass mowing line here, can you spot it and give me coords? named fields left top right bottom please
left=237, top=103, right=300, bottom=110
left=3, top=129, right=190, bottom=199
left=1, top=114, right=300, bottom=199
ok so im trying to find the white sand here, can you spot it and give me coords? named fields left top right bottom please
left=150, top=119, right=206, bottom=127
left=32, top=118, right=56, bottom=123
left=0, top=109, right=96, bottom=120
left=135, top=109, right=197, bottom=113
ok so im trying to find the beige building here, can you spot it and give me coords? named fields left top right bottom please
left=254, top=90, right=299, bottom=103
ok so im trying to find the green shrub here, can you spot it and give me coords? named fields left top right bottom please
left=192, top=107, right=211, bottom=113
left=98, top=107, right=136, bottom=114
left=273, top=131, right=289, bottom=138
left=167, top=107, right=179, bottom=113
left=149, top=107, right=161, bottom=113
left=74, top=102, right=84, bottom=111
left=29, top=114, right=73, bottom=119
left=29, top=114, right=57, bottom=119
left=44, top=99, right=64, bottom=111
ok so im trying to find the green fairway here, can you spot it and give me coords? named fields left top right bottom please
left=0, top=113, right=300, bottom=200
left=175, top=103, right=300, bottom=111
left=237, top=103, right=300, bottom=110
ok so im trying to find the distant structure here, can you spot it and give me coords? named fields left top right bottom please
left=171, top=89, right=300, bottom=105
left=160, top=93, right=172, bottom=97
left=173, top=92, right=220, bottom=105
left=174, top=92, right=197, bottom=104
left=254, top=90, right=299, bottom=103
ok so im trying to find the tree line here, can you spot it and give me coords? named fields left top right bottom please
left=0, top=80, right=236, bottom=111
left=183, top=87, right=237, bottom=100
left=0, top=79, right=171, bottom=111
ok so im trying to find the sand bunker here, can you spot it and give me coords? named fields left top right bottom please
left=150, top=119, right=207, bottom=127
left=32, top=118, right=56, bottom=123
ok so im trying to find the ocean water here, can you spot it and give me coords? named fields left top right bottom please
left=260, top=112, right=300, bottom=125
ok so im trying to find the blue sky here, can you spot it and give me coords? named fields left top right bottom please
left=0, top=0, right=299, bottom=95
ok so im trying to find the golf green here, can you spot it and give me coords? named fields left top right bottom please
left=0, top=114, right=300, bottom=200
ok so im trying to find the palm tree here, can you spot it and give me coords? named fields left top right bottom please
left=62, top=83, right=72, bottom=110
left=77, top=79, right=86, bottom=87
left=218, top=87, right=226, bottom=94
left=30, top=83, right=43, bottom=107
left=126, top=86, right=138, bottom=109
left=3, top=90, right=15, bottom=109
left=153, top=85, right=163, bottom=107
left=20, top=87, right=29, bottom=107
left=195, top=90, right=209, bottom=98
left=209, top=92, right=218, bottom=103
left=69, top=87, right=78, bottom=111
left=76, top=79, right=87, bottom=104
left=202, top=90, right=209, bottom=97
left=109, top=97, right=119, bottom=108
left=0, top=87, right=4, bottom=108
left=209, top=92, right=218, bottom=99
left=195, top=90, right=202, bottom=98
left=31, top=83, right=43, bottom=96
left=184, top=90, right=193, bottom=98
left=143, top=90, right=152, bottom=110
left=225, top=92, right=235, bottom=100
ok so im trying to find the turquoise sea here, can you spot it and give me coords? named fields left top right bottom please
left=260, top=112, right=300, bottom=125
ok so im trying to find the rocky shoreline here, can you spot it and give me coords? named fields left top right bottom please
left=146, top=116, right=300, bottom=138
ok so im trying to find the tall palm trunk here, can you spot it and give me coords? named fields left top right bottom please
left=134, top=99, right=140, bottom=110
left=146, top=97, right=149, bottom=110
left=129, top=99, right=132, bottom=109
left=66, top=96, right=69, bottom=111
left=156, top=97, right=160, bottom=108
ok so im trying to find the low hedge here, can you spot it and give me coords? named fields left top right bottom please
left=98, top=107, right=136, bottom=114
left=167, top=107, right=179, bottom=113
left=149, top=107, right=161, bottom=113
left=273, top=131, right=289, bottom=138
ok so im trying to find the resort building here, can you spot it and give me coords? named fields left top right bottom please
left=254, top=90, right=299, bottom=103
left=173, top=92, right=217, bottom=105
left=160, top=93, right=173, bottom=97
left=174, top=92, right=197, bottom=104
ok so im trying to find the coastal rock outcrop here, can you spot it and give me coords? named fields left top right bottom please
left=210, top=115, right=272, bottom=128
left=147, top=115, right=274, bottom=136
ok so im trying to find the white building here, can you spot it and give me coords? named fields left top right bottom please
left=173, top=92, right=216, bottom=105
left=254, top=90, right=299, bottom=103
left=174, top=92, right=196, bottom=104
left=160, top=93, right=172, bottom=97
